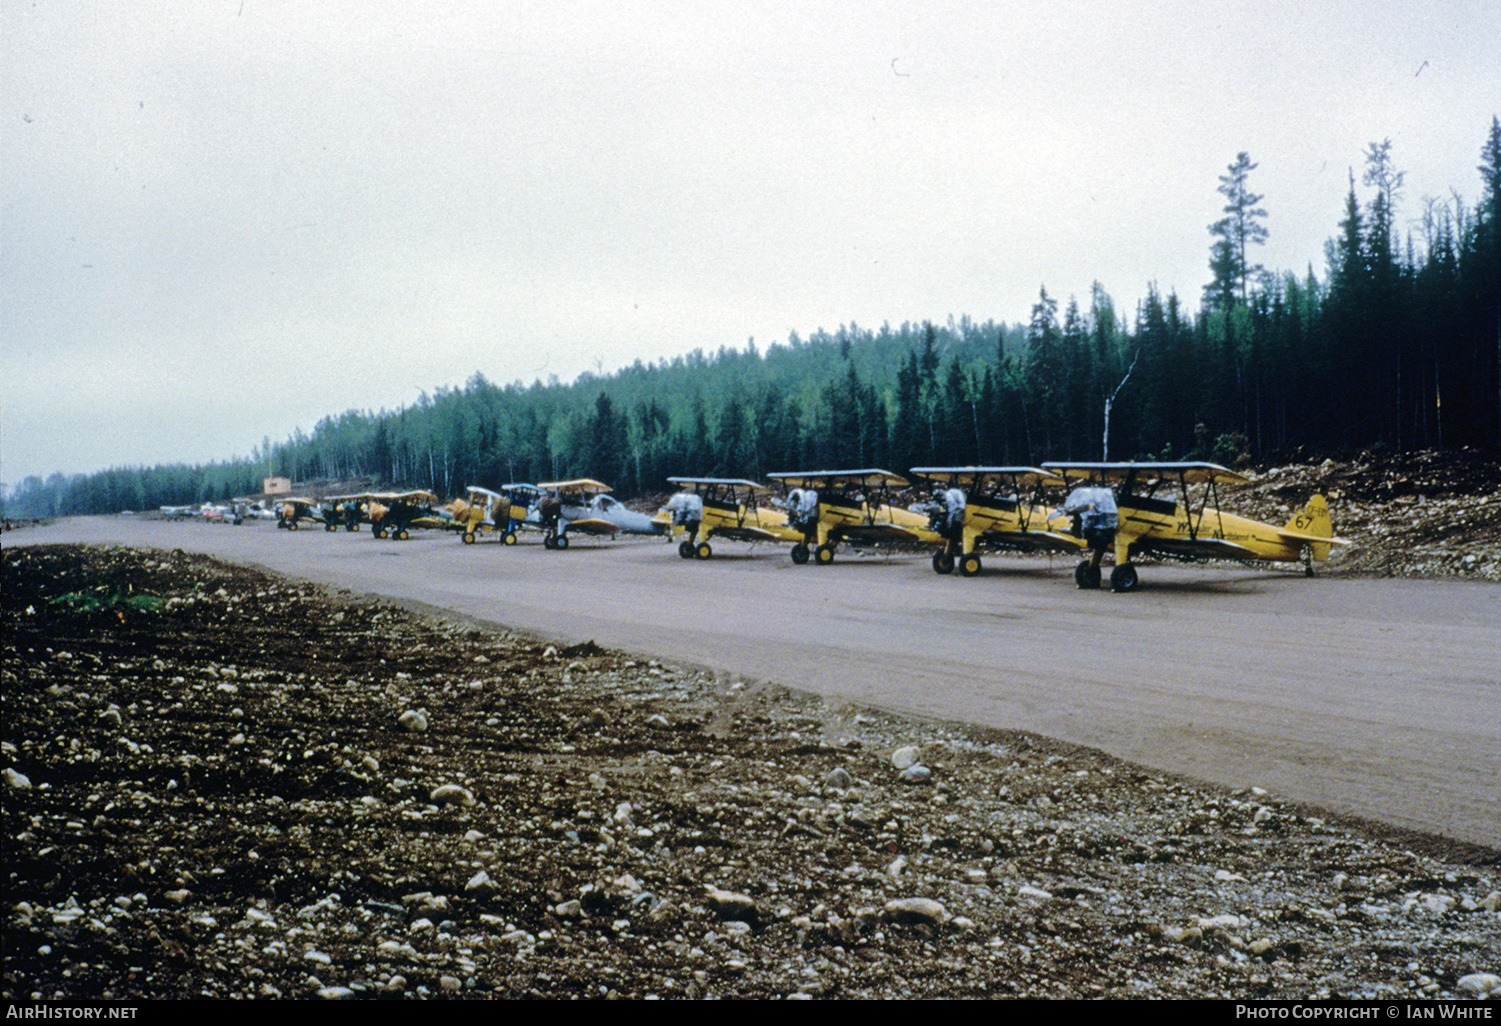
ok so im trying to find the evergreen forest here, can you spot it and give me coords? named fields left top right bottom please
left=8, top=120, right=1499, bottom=519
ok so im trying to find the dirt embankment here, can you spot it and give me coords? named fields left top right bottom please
left=4, top=543, right=1498, bottom=1000
left=1224, top=449, right=1501, bottom=580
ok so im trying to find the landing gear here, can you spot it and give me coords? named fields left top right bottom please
left=462, top=532, right=476, bottom=545
left=814, top=543, right=836, bottom=565
left=397, top=529, right=410, bottom=541
left=791, top=545, right=810, bottom=565
left=959, top=553, right=982, bottom=577
left=502, top=531, right=518, bottom=546
left=679, top=539, right=695, bottom=559
left=1074, top=561, right=1102, bottom=589
left=1109, top=563, right=1139, bottom=593
left=553, top=533, right=569, bottom=550
left=932, top=550, right=955, bottom=575
left=695, top=542, right=713, bottom=560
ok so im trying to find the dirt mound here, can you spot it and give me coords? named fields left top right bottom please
left=4, top=544, right=1498, bottom=1000
left=1225, top=450, right=1501, bottom=580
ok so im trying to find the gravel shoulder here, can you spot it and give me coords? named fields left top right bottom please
left=4, top=543, right=1499, bottom=1001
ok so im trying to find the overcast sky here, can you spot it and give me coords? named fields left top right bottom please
left=3, top=0, right=1498, bottom=492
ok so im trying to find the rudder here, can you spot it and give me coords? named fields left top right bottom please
left=1286, top=494, right=1334, bottom=561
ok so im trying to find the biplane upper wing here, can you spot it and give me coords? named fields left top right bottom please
left=667, top=476, right=774, bottom=496
left=537, top=478, right=612, bottom=495
left=909, top=465, right=1066, bottom=489
left=1044, top=461, right=1251, bottom=486
left=766, top=468, right=910, bottom=489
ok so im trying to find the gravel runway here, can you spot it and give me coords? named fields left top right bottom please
left=12, top=515, right=1500, bottom=849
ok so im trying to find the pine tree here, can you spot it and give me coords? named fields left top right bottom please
left=1206, top=152, right=1269, bottom=308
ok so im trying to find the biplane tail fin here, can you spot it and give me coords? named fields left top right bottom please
left=1285, top=494, right=1336, bottom=561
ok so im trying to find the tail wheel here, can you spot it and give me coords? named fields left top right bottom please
left=814, top=544, right=836, bottom=565
left=695, top=542, right=712, bottom=560
left=503, top=532, right=517, bottom=546
left=959, top=553, right=982, bottom=577
left=462, top=532, right=476, bottom=545
left=679, top=540, right=695, bottom=559
left=791, top=545, right=810, bottom=565
left=1110, top=563, right=1139, bottom=593
left=932, top=550, right=955, bottom=575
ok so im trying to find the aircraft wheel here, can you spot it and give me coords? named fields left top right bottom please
left=554, top=533, right=569, bottom=550
left=1074, top=561, right=1100, bottom=589
left=959, top=553, right=982, bottom=577
left=695, top=542, right=712, bottom=560
left=932, top=550, right=955, bottom=575
left=462, top=532, right=475, bottom=545
left=679, top=540, right=695, bottom=559
left=398, top=529, right=410, bottom=541
left=543, top=535, right=555, bottom=549
left=814, top=544, right=836, bottom=566
left=503, top=531, right=518, bottom=546
left=1110, top=563, right=1139, bottom=593
left=791, top=545, right=810, bottom=565
left=289, top=521, right=298, bottom=531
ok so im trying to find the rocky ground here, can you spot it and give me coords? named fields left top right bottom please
left=3, top=537, right=1499, bottom=1001
left=1223, top=448, right=1501, bottom=581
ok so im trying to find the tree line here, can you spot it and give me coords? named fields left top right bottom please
left=8, top=119, right=1498, bottom=519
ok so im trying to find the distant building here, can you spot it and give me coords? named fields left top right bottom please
left=263, top=477, right=292, bottom=495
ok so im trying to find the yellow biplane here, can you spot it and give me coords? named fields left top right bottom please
left=322, top=494, right=371, bottom=532
left=449, top=483, right=546, bottom=545
left=1042, top=461, right=1348, bottom=592
left=341, top=490, right=446, bottom=540
left=275, top=497, right=325, bottom=531
left=765, top=469, right=943, bottom=565
left=662, top=477, right=804, bottom=559
left=908, top=466, right=1084, bottom=576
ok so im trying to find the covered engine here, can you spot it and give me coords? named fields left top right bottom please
left=1061, top=486, right=1119, bottom=550
left=786, top=488, right=820, bottom=532
left=665, top=492, right=705, bottom=529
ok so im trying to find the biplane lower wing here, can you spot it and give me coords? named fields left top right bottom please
left=562, top=517, right=622, bottom=537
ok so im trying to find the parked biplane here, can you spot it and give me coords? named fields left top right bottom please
left=344, top=490, right=446, bottom=540
left=662, top=477, right=803, bottom=559
left=765, top=469, right=942, bottom=565
left=1042, top=461, right=1348, bottom=592
left=450, top=483, right=544, bottom=545
left=908, top=466, right=1084, bottom=576
left=321, top=495, right=370, bottom=532
left=275, top=498, right=327, bottom=530
left=532, top=479, right=662, bottom=548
